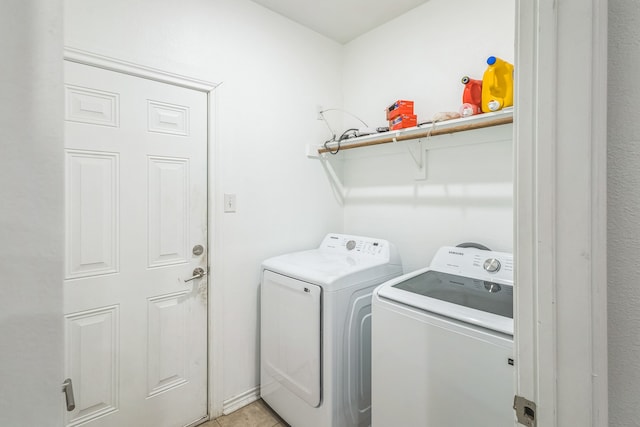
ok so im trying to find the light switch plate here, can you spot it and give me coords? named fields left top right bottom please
left=224, top=193, right=236, bottom=213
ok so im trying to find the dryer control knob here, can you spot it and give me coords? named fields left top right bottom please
left=483, top=258, right=501, bottom=273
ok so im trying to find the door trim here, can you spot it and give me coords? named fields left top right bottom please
left=62, top=47, right=225, bottom=419
left=64, top=47, right=218, bottom=92
left=514, top=1, right=607, bottom=425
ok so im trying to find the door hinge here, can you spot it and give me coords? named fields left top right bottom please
left=62, top=378, right=76, bottom=412
left=513, top=395, right=536, bottom=426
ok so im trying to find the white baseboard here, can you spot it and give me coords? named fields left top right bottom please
left=222, top=386, right=260, bottom=415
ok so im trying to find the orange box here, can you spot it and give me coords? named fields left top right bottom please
left=386, top=100, right=414, bottom=120
left=389, top=114, right=417, bottom=130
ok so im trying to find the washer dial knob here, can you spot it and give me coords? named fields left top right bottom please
left=484, top=281, right=502, bottom=293
left=346, top=240, right=356, bottom=251
left=483, top=258, right=501, bottom=273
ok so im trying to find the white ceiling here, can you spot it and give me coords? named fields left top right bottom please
left=249, top=0, right=430, bottom=44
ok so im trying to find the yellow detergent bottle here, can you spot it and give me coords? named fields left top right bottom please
left=481, top=56, right=514, bottom=112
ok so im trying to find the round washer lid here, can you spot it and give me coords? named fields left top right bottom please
left=375, top=267, right=513, bottom=335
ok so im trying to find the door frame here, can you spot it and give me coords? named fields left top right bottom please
left=514, top=1, right=607, bottom=426
left=62, top=47, right=224, bottom=420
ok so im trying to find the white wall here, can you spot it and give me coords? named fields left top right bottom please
left=608, top=1, right=640, bottom=426
left=64, top=0, right=344, bottom=406
left=340, top=0, right=515, bottom=271
left=0, top=1, right=64, bottom=425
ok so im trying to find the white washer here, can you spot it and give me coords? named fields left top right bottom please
left=260, top=233, right=402, bottom=427
left=372, top=246, right=514, bottom=426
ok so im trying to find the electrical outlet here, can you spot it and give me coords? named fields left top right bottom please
left=224, top=193, right=236, bottom=213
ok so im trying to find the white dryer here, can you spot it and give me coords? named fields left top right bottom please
left=372, top=246, right=514, bottom=426
left=260, top=234, right=402, bottom=427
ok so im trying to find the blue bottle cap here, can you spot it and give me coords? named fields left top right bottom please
left=487, top=56, right=497, bottom=65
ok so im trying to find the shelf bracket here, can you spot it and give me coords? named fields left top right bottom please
left=405, top=138, right=427, bottom=180
left=318, top=153, right=346, bottom=204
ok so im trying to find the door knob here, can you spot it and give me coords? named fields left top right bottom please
left=184, top=267, right=207, bottom=282
left=62, top=378, right=75, bottom=411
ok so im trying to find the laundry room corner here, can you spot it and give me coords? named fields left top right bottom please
left=0, top=0, right=619, bottom=424
left=339, top=0, right=515, bottom=270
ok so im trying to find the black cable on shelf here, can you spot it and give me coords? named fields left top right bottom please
left=325, top=128, right=358, bottom=155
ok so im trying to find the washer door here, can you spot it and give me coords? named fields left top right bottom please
left=261, top=270, right=321, bottom=407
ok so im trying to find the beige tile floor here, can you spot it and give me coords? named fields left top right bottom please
left=200, top=399, right=289, bottom=427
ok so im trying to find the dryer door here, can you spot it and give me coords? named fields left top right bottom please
left=261, top=270, right=321, bottom=407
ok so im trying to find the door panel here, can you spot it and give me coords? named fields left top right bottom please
left=147, top=100, right=190, bottom=136
left=147, top=156, right=190, bottom=268
left=147, top=291, right=190, bottom=397
left=65, top=306, right=119, bottom=426
left=65, top=150, right=120, bottom=279
left=65, top=85, right=119, bottom=127
left=64, top=61, right=208, bottom=427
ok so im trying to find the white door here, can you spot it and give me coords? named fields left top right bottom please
left=63, top=60, right=208, bottom=427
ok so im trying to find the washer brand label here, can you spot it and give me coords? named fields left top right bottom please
left=448, top=250, right=464, bottom=256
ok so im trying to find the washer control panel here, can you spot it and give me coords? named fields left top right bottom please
left=430, top=246, right=514, bottom=284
